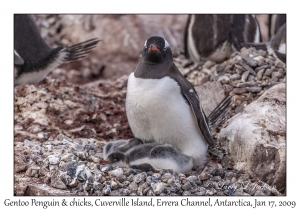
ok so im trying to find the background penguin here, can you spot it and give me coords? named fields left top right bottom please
left=126, top=36, right=231, bottom=169
left=102, top=143, right=193, bottom=173
left=184, top=14, right=261, bottom=62
left=14, top=14, right=100, bottom=86
left=269, top=14, right=286, bottom=38
left=242, top=23, right=286, bottom=63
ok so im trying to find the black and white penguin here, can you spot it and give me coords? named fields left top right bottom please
left=242, top=23, right=286, bottom=63
left=184, top=14, right=261, bottom=62
left=126, top=36, right=232, bottom=168
left=14, top=14, right=100, bottom=86
left=103, top=143, right=193, bottom=173
left=269, top=14, right=286, bottom=38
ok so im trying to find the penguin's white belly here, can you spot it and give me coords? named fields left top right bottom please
left=126, top=73, right=208, bottom=165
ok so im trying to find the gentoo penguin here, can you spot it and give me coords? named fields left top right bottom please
left=242, top=23, right=286, bottom=63
left=102, top=143, right=193, bottom=173
left=126, top=36, right=224, bottom=168
left=184, top=14, right=261, bottom=62
left=103, top=138, right=143, bottom=160
left=14, top=14, right=100, bottom=86
left=269, top=14, right=286, bottom=38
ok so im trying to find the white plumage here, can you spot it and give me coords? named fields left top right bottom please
left=126, top=73, right=208, bottom=167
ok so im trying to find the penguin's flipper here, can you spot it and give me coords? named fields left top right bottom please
left=62, top=38, right=100, bottom=62
left=273, top=50, right=286, bottom=63
left=14, top=49, right=24, bottom=65
left=208, top=95, right=232, bottom=131
left=118, top=138, right=144, bottom=152
left=241, top=42, right=268, bottom=51
left=131, top=163, right=158, bottom=172
left=183, top=90, right=214, bottom=147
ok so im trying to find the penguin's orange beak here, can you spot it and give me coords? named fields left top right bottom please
left=150, top=45, right=158, bottom=51
left=100, top=161, right=112, bottom=165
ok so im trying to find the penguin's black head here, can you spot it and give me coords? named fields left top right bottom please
left=142, top=36, right=172, bottom=63
left=106, top=152, right=126, bottom=163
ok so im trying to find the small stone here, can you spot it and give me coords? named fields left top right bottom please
left=203, top=60, right=215, bottom=69
left=182, top=191, right=191, bottom=196
left=51, top=176, right=67, bottom=190
left=230, top=73, right=241, bottom=81
left=198, top=172, right=210, bottom=181
left=257, top=69, right=265, bottom=80
left=264, top=68, right=274, bottom=76
left=243, top=186, right=256, bottom=195
left=233, top=87, right=247, bottom=94
left=223, top=84, right=233, bottom=93
left=128, top=181, right=138, bottom=191
left=246, top=86, right=262, bottom=93
left=151, top=182, right=166, bottom=195
left=234, top=188, right=244, bottom=196
left=242, top=54, right=258, bottom=67
left=111, top=180, right=118, bottom=190
left=109, top=168, right=123, bottom=178
left=161, top=173, right=173, bottom=182
left=181, top=181, right=192, bottom=191
left=146, top=189, right=155, bottom=196
left=102, top=185, right=111, bottom=195
left=254, top=190, right=265, bottom=196
left=133, top=172, right=147, bottom=183
left=218, top=75, right=230, bottom=84
left=241, top=71, right=250, bottom=82
left=205, top=189, right=214, bottom=196
left=212, top=176, right=222, bottom=182
left=48, top=155, right=60, bottom=165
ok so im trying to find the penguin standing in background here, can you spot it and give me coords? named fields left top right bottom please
left=126, top=36, right=231, bottom=168
left=242, top=23, right=286, bottom=63
left=184, top=14, right=261, bottom=63
left=269, top=14, right=286, bottom=38
left=14, top=14, right=100, bottom=86
left=102, top=142, right=194, bottom=173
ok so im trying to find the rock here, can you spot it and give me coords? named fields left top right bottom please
left=217, top=84, right=286, bottom=193
left=48, top=155, right=60, bottom=165
left=151, top=182, right=166, bottom=195
left=128, top=181, right=138, bottom=191
left=133, top=172, right=147, bottom=183
left=181, top=181, right=192, bottom=191
left=195, top=81, right=226, bottom=116
left=108, top=168, right=123, bottom=178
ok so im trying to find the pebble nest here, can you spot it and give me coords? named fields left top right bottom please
left=14, top=46, right=285, bottom=196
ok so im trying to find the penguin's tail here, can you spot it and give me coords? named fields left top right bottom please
left=241, top=42, right=268, bottom=51
left=60, top=38, right=100, bottom=62
left=208, top=94, right=232, bottom=131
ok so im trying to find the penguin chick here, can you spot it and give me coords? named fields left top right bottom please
left=126, top=36, right=215, bottom=168
left=14, top=14, right=100, bottom=86
left=184, top=14, right=261, bottom=62
left=103, top=138, right=143, bottom=160
left=104, top=143, right=193, bottom=173
left=242, top=23, right=286, bottom=63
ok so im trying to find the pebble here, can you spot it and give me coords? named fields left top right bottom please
left=181, top=181, right=192, bottom=191
left=151, top=182, right=166, bottom=195
left=48, top=155, right=60, bottom=165
left=109, top=168, right=123, bottom=178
